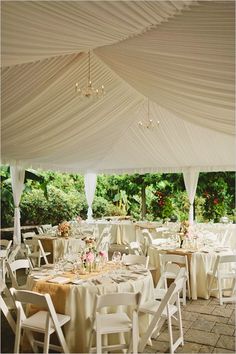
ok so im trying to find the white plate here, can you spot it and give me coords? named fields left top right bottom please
left=71, top=279, right=85, bottom=285
left=41, top=264, right=54, bottom=269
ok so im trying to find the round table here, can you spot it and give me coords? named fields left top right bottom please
left=27, top=263, right=154, bottom=353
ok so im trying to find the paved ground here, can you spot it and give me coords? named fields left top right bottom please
left=147, top=298, right=235, bottom=354
left=1, top=273, right=235, bottom=353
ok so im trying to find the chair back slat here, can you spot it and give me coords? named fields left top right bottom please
left=96, top=292, right=141, bottom=310
left=12, top=289, right=48, bottom=308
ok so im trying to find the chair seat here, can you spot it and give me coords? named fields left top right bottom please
left=154, top=288, right=166, bottom=299
left=163, top=271, right=178, bottom=279
left=139, top=300, right=177, bottom=317
left=94, top=313, right=132, bottom=334
left=22, top=310, right=70, bottom=333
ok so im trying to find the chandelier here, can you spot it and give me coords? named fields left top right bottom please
left=75, top=50, right=105, bottom=99
left=138, top=98, right=159, bottom=129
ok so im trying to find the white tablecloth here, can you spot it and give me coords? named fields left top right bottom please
left=148, top=246, right=234, bottom=299
left=27, top=268, right=154, bottom=353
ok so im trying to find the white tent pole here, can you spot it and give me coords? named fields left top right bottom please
left=10, top=166, right=25, bottom=245
left=183, top=168, right=199, bottom=225
left=84, top=173, right=97, bottom=222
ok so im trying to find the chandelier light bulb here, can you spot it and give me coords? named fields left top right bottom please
left=75, top=50, right=105, bottom=99
left=138, top=98, right=159, bottom=129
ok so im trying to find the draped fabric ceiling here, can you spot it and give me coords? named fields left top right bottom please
left=1, top=0, right=235, bottom=174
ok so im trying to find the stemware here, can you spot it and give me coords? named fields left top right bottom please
left=111, top=251, right=121, bottom=264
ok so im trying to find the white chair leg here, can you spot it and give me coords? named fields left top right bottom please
left=43, top=331, right=50, bottom=354
left=177, top=308, right=184, bottom=346
left=167, top=317, right=174, bottom=354
left=96, top=331, right=102, bottom=353
left=187, top=276, right=191, bottom=299
left=182, top=282, right=186, bottom=306
left=218, top=277, right=223, bottom=305
left=132, top=314, right=139, bottom=354
left=14, top=321, right=21, bottom=354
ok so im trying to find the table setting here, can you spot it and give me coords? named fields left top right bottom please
left=26, top=258, right=154, bottom=353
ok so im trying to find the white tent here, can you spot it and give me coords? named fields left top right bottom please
left=1, top=0, right=235, bottom=175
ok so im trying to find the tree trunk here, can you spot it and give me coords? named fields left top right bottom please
left=141, top=184, right=147, bottom=220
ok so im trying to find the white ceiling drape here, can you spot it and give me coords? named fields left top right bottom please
left=183, top=169, right=199, bottom=224
left=84, top=173, right=97, bottom=221
left=1, top=1, right=235, bottom=174
left=10, top=166, right=25, bottom=245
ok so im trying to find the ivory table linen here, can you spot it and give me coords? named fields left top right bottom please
left=148, top=246, right=234, bottom=299
left=27, top=265, right=154, bottom=353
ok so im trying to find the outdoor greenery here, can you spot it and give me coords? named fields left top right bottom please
left=0, top=165, right=235, bottom=227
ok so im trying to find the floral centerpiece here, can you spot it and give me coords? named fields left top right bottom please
left=81, top=237, right=107, bottom=272
left=58, top=221, right=71, bottom=237
left=178, top=220, right=189, bottom=248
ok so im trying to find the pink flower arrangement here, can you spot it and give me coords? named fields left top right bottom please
left=86, top=251, right=95, bottom=264
left=99, top=250, right=108, bottom=260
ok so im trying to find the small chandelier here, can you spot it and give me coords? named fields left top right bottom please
left=138, top=98, right=159, bottom=129
left=75, top=50, right=105, bottom=99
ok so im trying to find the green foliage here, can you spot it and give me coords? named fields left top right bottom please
left=197, top=173, right=235, bottom=222
left=1, top=165, right=235, bottom=227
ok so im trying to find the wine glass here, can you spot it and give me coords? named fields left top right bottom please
left=112, top=251, right=121, bottom=264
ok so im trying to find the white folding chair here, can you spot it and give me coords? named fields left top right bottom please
left=24, top=238, right=50, bottom=267
left=154, top=262, right=181, bottom=301
left=128, top=241, right=144, bottom=255
left=40, top=224, right=52, bottom=233
left=10, top=288, right=70, bottom=354
left=207, top=254, right=236, bottom=305
left=6, top=259, right=32, bottom=290
left=159, top=253, right=191, bottom=304
left=22, top=232, right=36, bottom=241
left=142, top=229, right=167, bottom=249
left=122, top=254, right=149, bottom=269
left=0, top=239, right=13, bottom=250
left=96, top=226, right=112, bottom=248
left=97, top=229, right=111, bottom=254
left=7, top=245, right=22, bottom=264
left=0, top=239, right=12, bottom=281
left=138, top=272, right=186, bottom=354
left=0, top=279, right=16, bottom=334
left=89, top=292, right=141, bottom=354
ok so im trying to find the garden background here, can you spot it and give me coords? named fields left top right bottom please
left=1, top=166, right=235, bottom=227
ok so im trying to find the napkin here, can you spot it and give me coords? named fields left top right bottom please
left=47, top=276, right=70, bottom=284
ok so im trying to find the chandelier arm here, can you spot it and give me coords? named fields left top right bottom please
left=75, top=49, right=104, bottom=98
